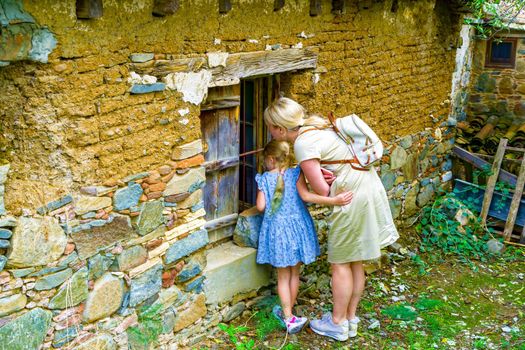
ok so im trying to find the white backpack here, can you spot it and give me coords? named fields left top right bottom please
left=328, top=112, right=384, bottom=170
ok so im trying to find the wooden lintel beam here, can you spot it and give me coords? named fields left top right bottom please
left=274, top=0, right=285, bottom=11
left=76, top=0, right=103, bottom=19
left=219, top=0, right=232, bottom=13
left=310, top=0, right=322, bottom=16
left=152, top=0, right=179, bottom=16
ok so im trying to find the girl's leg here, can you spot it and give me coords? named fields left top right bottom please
left=347, top=261, right=365, bottom=320
left=289, top=263, right=302, bottom=309
left=331, top=263, right=353, bottom=324
left=276, top=267, right=293, bottom=318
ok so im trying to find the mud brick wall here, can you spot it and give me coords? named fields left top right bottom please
left=0, top=0, right=461, bottom=349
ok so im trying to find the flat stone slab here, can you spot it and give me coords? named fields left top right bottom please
left=71, top=216, right=137, bottom=259
left=0, top=308, right=52, bottom=350
left=203, top=241, right=271, bottom=305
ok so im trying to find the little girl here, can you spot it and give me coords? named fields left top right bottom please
left=255, top=140, right=353, bottom=334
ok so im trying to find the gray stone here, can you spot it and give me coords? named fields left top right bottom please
left=171, top=139, right=202, bottom=160
left=0, top=255, right=6, bottom=271
left=28, top=28, right=57, bottom=64
left=48, top=267, right=88, bottom=309
left=80, top=186, right=117, bottom=196
left=487, top=239, right=504, bottom=254
left=34, top=268, right=72, bottom=291
left=0, top=228, right=12, bottom=239
left=29, top=266, right=69, bottom=278
left=0, top=308, right=52, bottom=350
left=183, top=275, right=205, bottom=292
left=74, top=195, right=112, bottom=215
left=52, top=325, right=80, bottom=348
left=403, top=184, right=420, bottom=216
left=122, top=172, right=150, bottom=183
left=129, top=264, right=162, bottom=307
left=173, top=293, right=207, bottom=332
left=113, top=184, right=143, bottom=211
left=380, top=170, right=396, bottom=192
left=9, top=267, right=35, bottom=278
left=71, top=333, right=116, bottom=350
left=164, top=229, right=209, bottom=264
left=156, top=285, right=184, bottom=310
left=0, top=239, right=10, bottom=248
left=36, top=194, right=73, bottom=215
left=129, top=53, right=154, bottom=63
left=7, top=216, right=67, bottom=268
left=133, top=200, right=164, bottom=236
left=0, top=293, right=27, bottom=317
left=177, top=261, right=203, bottom=283
left=233, top=207, right=262, bottom=248
left=130, top=83, right=166, bottom=94
left=0, top=164, right=9, bottom=184
left=58, top=251, right=79, bottom=268
left=204, top=241, right=272, bottom=304
left=390, top=146, right=408, bottom=170
left=161, top=307, right=177, bottom=333
left=83, top=273, right=124, bottom=323
left=88, top=254, right=114, bottom=280
left=223, top=302, right=246, bottom=322
left=0, top=215, right=16, bottom=228
left=416, top=184, right=434, bottom=208
left=399, top=135, right=413, bottom=149
left=163, top=167, right=206, bottom=197
left=115, top=245, right=147, bottom=271
left=389, top=199, right=401, bottom=220
left=71, top=216, right=136, bottom=259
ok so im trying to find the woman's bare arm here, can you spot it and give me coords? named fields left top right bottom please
left=297, top=173, right=353, bottom=206
left=300, top=159, right=331, bottom=196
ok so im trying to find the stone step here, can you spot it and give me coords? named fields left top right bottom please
left=203, top=241, right=271, bottom=305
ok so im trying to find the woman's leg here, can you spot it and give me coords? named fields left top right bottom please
left=276, top=267, right=293, bottom=318
left=331, top=263, right=353, bottom=324
left=347, top=261, right=365, bottom=320
left=289, top=263, right=301, bottom=310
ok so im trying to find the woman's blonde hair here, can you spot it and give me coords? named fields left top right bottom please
left=264, top=97, right=329, bottom=130
left=263, top=140, right=291, bottom=215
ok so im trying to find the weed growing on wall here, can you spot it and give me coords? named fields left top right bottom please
left=464, top=0, right=525, bottom=38
left=127, top=304, right=163, bottom=349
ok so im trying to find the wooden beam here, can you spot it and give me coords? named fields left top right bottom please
left=201, top=96, right=241, bottom=111
left=129, top=57, right=206, bottom=78
left=152, top=0, right=179, bottom=16
left=481, top=138, right=507, bottom=225
left=76, top=0, right=103, bottom=19
left=204, top=156, right=239, bottom=173
left=204, top=213, right=238, bottom=231
left=504, top=156, right=525, bottom=241
left=452, top=145, right=517, bottom=187
left=219, top=0, right=232, bottom=13
left=310, top=0, right=322, bottom=16
left=209, top=47, right=319, bottom=87
left=274, top=0, right=285, bottom=11
left=332, top=0, right=345, bottom=14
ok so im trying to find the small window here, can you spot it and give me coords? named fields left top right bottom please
left=485, top=38, right=517, bottom=68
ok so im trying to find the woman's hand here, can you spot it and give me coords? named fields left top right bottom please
left=321, top=167, right=336, bottom=185
left=333, top=191, right=353, bottom=206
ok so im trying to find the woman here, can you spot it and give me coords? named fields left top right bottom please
left=264, top=97, right=399, bottom=341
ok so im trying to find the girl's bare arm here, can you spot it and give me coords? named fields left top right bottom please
left=256, top=189, right=266, bottom=212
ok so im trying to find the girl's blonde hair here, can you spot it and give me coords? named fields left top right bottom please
left=263, top=140, right=291, bottom=215
left=264, top=97, right=329, bottom=130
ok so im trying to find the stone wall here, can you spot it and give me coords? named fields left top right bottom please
left=467, top=32, right=525, bottom=124
left=0, top=0, right=462, bottom=349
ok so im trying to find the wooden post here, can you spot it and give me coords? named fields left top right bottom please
left=310, top=0, right=322, bottom=16
left=332, top=0, right=345, bottom=14
left=504, top=155, right=525, bottom=241
left=76, top=0, right=103, bottom=19
left=219, top=0, right=232, bottom=13
left=480, top=138, right=508, bottom=225
left=152, top=0, right=179, bottom=16
left=274, top=0, right=285, bottom=11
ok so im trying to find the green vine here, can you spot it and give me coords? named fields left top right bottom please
left=463, top=0, right=525, bottom=39
left=127, top=304, right=164, bottom=349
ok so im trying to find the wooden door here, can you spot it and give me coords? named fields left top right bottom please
left=200, top=85, right=241, bottom=243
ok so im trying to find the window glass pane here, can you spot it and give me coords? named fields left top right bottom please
left=491, top=41, right=512, bottom=62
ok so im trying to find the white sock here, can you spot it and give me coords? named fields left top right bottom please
left=349, top=316, right=360, bottom=324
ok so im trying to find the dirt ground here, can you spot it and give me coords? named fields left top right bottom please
left=190, top=234, right=525, bottom=350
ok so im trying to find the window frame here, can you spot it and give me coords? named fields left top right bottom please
left=485, top=37, right=517, bottom=69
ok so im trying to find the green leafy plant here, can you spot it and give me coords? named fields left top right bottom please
left=254, top=311, right=283, bottom=340
left=217, top=323, right=255, bottom=350
left=127, top=304, right=164, bottom=350
left=463, top=0, right=525, bottom=39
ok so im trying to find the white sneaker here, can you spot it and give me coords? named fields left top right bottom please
left=310, top=313, right=349, bottom=341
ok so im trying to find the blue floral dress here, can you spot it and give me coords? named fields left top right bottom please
left=255, top=167, right=320, bottom=268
